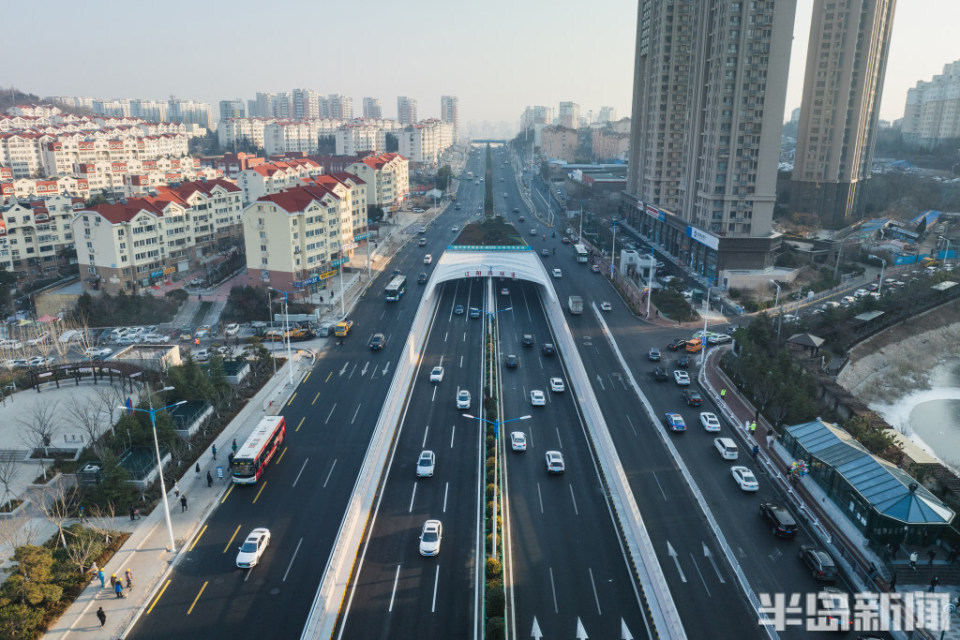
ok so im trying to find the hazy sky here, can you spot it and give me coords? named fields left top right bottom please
left=1, top=0, right=957, bottom=128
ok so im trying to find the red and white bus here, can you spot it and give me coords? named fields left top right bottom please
left=231, top=416, right=286, bottom=484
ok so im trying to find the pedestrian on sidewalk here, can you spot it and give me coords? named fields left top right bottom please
left=232, top=439, right=238, bottom=454
left=195, top=463, right=201, bottom=480
left=180, top=495, right=188, bottom=512
left=910, top=551, right=919, bottom=570
left=751, top=445, right=759, bottom=459
left=110, top=573, right=117, bottom=588
left=207, top=471, right=213, bottom=487
left=749, top=421, right=757, bottom=435
left=125, top=568, right=133, bottom=589
left=228, top=452, right=234, bottom=465
left=97, top=568, right=105, bottom=589
left=212, top=444, right=217, bottom=460
left=173, top=482, right=181, bottom=499
left=720, top=388, right=726, bottom=400
left=114, top=581, right=124, bottom=599
left=928, top=549, right=937, bottom=565
left=96, top=607, right=106, bottom=628
left=929, top=576, right=940, bottom=592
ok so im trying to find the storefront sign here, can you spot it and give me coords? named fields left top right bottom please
left=687, top=226, right=719, bottom=251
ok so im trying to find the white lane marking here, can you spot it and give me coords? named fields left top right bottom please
left=444, top=331, right=449, bottom=342
left=282, top=537, right=303, bottom=582
left=408, top=483, right=417, bottom=513
left=460, top=355, right=464, bottom=367
left=292, top=458, right=309, bottom=488
left=652, top=472, right=667, bottom=501
left=351, top=403, right=361, bottom=424
left=555, top=427, right=563, bottom=449
left=626, top=414, right=638, bottom=437
left=431, top=565, right=440, bottom=612
left=588, top=567, right=602, bottom=615
left=690, top=551, right=712, bottom=597
left=388, top=564, right=401, bottom=612
left=549, top=566, right=559, bottom=613
left=568, top=484, right=579, bottom=516
left=322, top=459, right=337, bottom=488
left=349, top=362, right=357, bottom=378
left=449, top=425, right=456, bottom=448
left=667, top=541, right=687, bottom=582
left=325, top=403, right=337, bottom=424
left=432, top=386, right=437, bottom=402
left=422, top=426, right=430, bottom=448
left=537, top=483, right=544, bottom=514
left=443, top=482, right=449, bottom=513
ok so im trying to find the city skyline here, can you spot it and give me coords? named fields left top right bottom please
left=2, top=0, right=957, bottom=129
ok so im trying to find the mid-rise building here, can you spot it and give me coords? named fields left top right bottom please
left=130, top=100, right=169, bottom=122
left=792, top=0, right=897, bottom=229
left=73, top=178, right=243, bottom=294
left=346, top=152, right=409, bottom=209
left=327, top=95, right=353, bottom=120
left=335, top=124, right=386, bottom=156
left=598, top=106, right=617, bottom=123
left=520, top=106, right=555, bottom=130
left=558, top=102, right=580, bottom=129
left=397, top=120, right=453, bottom=165
left=622, top=0, right=795, bottom=276
left=540, top=126, right=578, bottom=162
left=440, top=96, right=460, bottom=143
left=0, top=194, right=85, bottom=282
left=591, top=124, right=630, bottom=161
left=292, top=89, right=320, bottom=120
left=219, top=99, right=246, bottom=122
left=237, top=158, right=324, bottom=204
left=241, top=175, right=367, bottom=295
left=362, top=97, right=382, bottom=119
left=397, top=96, right=418, bottom=126
left=166, top=100, right=212, bottom=129
left=903, top=60, right=960, bottom=146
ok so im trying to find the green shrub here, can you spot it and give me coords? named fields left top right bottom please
left=485, top=557, right=502, bottom=579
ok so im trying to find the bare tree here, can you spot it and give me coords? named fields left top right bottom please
left=18, top=400, right=60, bottom=478
left=64, top=530, right=100, bottom=576
left=85, top=502, right=118, bottom=546
left=35, top=476, right=77, bottom=548
left=66, top=396, right=107, bottom=457
left=0, top=455, right=22, bottom=508
left=0, top=511, right=44, bottom=561
left=92, top=384, right=128, bottom=441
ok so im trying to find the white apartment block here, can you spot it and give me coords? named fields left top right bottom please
left=327, top=95, right=353, bottom=120
left=558, top=102, right=580, bottom=129
left=218, top=118, right=269, bottom=149
left=1, top=175, right=90, bottom=202
left=41, top=134, right=190, bottom=178
left=73, top=179, right=243, bottom=294
left=335, top=124, right=386, bottom=156
left=237, top=159, right=324, bottom=204
left=520, top=106, right=555, bottom=130
left=362, top=98, right=382, bottom=119
left=6, top=105, right=62, bottom=118
left=346, top=152, right=409, bottom=208
left=440, top=96, right=460, bottom=143
left=0, top=194, right=84, bottom=280
left=397, top=120, right=453, bottom=164
left=397, top=97, right=418, bottom=125
left=0, top=132, right=48, bottom=178
left=903, top=60, right=960, bottom=146
left=292, top=89, right=320, bottom=120
left=241, top=175, right=367, bottom=295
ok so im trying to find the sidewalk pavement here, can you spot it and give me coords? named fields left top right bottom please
left=44, top=357, right=303, bottom=639
left=697, top=347, right=960, bottom=638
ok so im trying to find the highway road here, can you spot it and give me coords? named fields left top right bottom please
left=128, top=152, right=489, bottom=640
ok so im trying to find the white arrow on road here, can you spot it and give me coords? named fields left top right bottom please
left=361, top=362, right=369, bottom=376
left=667, top=541, right=687, bottom=582
left=576, top=617, right=588, bottom=639
left=595, top=374, right=605, bottom=390
left=382, top=362, right=391, bottom=376
left=703, top=542, right=725, bottom=583
left=339, top=361, right=349, bottom=376
left=621, top=618, right=634, bottom=640
left=531, top=616, right=542, bottom=639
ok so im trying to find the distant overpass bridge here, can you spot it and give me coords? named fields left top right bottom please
left=468, top=139, right=507, bottom=147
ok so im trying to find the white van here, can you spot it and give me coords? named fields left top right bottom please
left=714, top=437, right=739, bottom=461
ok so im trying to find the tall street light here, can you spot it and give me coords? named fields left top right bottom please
left=868, top=254, right=887, bottom=297
left=119, top=387, right=185, bottom=553
left=769, top=279, right=782, bottom=340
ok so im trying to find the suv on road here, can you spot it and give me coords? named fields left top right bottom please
left=760, top=502, right=798, bottom=538
left=798, top=545, right=839, bottom=582
left=521, top=334, right=534, bottom=348
left=681, top=389, right=703, bottom=406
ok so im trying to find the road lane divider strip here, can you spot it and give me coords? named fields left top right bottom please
left=186, top=581, right=207, bottom=615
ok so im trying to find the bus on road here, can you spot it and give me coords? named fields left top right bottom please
left=231, top=416, right=286, bottom=484
left=574, top=243, right=589, bottom=263
left=385, top=274, right=407, bottom=301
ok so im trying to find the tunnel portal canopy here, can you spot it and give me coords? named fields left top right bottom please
left=425, top=244, right=557, bottom=304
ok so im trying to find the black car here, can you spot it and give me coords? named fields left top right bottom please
left=541, top=343, right=555, bottom=356
left=652, top=366, right=669, bottom=381
left=518, top=216, right=525, bottom=223
left=760, top=502, right=798, bottom=538
left=369, top=333, right=386, bottom=350
left=667, top=338, right=687, bottom=351
left=454, top=305, right=464, bottom=315
left=418, top=272, right=427, bottom=284
left=798, top=545, right=839, bottom=582
left=681, top=388, right=703, bottom=406
left=677, top=355, right=690, bottom=368
left=455, top=204, right=461, bottom=210
left=504, top=354, right=518, bottom=368
left=521, top=334, right=534, bottom=348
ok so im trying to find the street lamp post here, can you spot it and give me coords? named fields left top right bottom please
left=462, top=413, right=531, bottom=564
left=120, top=388, right=185, bottom=553
left=868, top=254, right=887, bottom=297
left=699, top=282, right=713, bottom=378
left=609, top=221, right=618, bottom=278
left=769, top=280, right=782, bottom=340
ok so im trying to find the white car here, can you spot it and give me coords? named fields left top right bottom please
left=545, top=450, right=565, bottom=474
left=141, top=333, right=170, bottom=343
left=510, top=432, right=527, bottom=452
left=530, top=390, right=546, bottom=406
left=708, top=334, right=732, bottom=345
left=416, top=450, right=436, bottom=478
left=429, top=366, right=444, bottom=383
left=500, top=287, right=509, bottom=296
left=27, top=356, right=46, bottom=367
left=552, top=268, right=562, bottom=278
left=700, top=412, right=721, bottom=432
left=673, top=370, right=691, bottom=386
left=419, top=519, right=443, bottom=556
left=600, top=302, right=612, bottom=312
left=235, top=527, right=271, bottom=568
left=424, top=254, right=433, bottom=264
left=84, top=347, right=112, bottom=358
left=27, top=332, right=50, bottom=346
left=549, top=377, right=565, bottom=393
left=456, top=389, right=471, bottom=410
left=4, top=358, right=27, bottom=369
left=0, top=340, right=22, bottom=350
left=731, top=466, right=759, bottom=492
left=451, top=225, right=460, bottom=232
left=224, top=323, right=240, bottom=337
left=853, top=288, right=868, bottom=298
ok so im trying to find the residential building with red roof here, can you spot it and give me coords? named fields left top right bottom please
left=72, top=179, right=243, bottom=294
left=0, top=194, right=85, bottom=283
left=346, top=152, right=409, bottom=209
left=236, top=159, right=324, bottom=204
